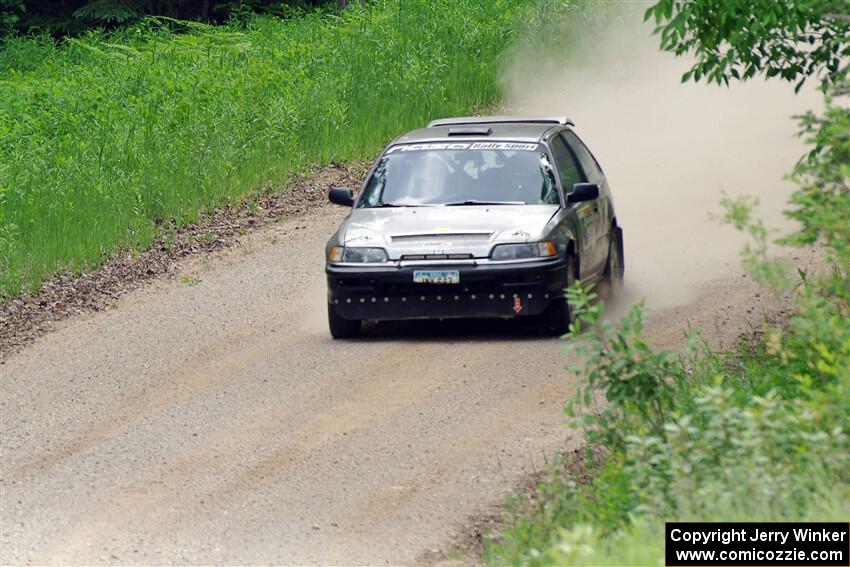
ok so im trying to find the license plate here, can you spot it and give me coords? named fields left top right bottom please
left=413, top=270, right=460, bottom=284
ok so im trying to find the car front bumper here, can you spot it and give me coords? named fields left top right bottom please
left=326, top=257, right=568, bottom=321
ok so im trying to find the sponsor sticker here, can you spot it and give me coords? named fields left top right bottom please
left=385, top=142, right=539, bottom=153
left=470, top=142, right=539, bottom=151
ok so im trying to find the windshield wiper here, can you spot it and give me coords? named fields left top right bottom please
left=444, top=200, right=525, bottom=206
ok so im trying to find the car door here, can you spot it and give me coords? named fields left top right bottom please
left=561, top=131, right=609, bottom=276
left=548, top=134, right=595, bottom=275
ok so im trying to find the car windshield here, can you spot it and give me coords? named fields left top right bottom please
left=357, top=143, right=559, bottom=207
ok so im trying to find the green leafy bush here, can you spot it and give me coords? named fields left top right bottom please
left=486, top=453, right=635, bottom=566
left=564, top=287, right=694, bottom=450
left=626, top=384, right=848, bottom=519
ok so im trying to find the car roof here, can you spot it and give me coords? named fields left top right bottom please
left=393, top=116, right=574, bottom=145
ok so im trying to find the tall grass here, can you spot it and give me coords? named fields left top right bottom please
left=0, top=0, right=530, bottom=298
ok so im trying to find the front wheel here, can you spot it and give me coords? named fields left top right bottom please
left=543, top=255, right=577, bottom=336
left=328, top=303, right=361, bottom=339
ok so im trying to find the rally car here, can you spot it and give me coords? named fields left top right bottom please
left=324, top=116, right=624, bottom=338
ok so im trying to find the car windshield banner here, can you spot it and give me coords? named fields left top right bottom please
left=385, top=142, right=541, bottom=153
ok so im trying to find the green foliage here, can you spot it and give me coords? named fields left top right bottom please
left=0, top=0, right=531, bottom=298
left=0, top=0, right=25, bottom=30
left=486, top=454, right=636, bottom=566
left=73, top=1, right=140, bottom=24
left=645, top=0, right=850, bottom=91
left=564, top=285, right=693, bottom=449
left=626, top=384, right=848, bottom=519
left=785, top=84, right=850, bottom=292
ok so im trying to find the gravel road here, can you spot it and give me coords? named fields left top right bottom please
left=0, top=201, right=800, bottom=565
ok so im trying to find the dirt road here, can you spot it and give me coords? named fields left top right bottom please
left=0, top=199, right=806, bottom=565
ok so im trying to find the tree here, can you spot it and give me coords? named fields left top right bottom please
left=645, top=0, right=850, bottom=91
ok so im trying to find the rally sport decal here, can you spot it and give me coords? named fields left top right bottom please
left=385, top=142, right=540, bottom=153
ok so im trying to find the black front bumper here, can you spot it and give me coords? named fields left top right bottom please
left=327, top=257, right=567, bottom=321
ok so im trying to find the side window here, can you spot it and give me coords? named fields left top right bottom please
left=548, top=134, right=582, bottom=191
left=562, top=131, right=604, bottom=183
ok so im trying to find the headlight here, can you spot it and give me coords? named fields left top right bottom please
left=490, top=241, right=557, bottom=261
left=328, top=246, right=388, bottom=263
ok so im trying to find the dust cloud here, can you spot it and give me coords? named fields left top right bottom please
left=502, top=2, right=821, bottom=312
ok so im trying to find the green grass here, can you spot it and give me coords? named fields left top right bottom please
left=0, top=0, right=533, bottom=298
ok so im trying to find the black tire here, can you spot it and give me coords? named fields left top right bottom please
left=543, top=255, right=577, bottom=336
left=604, top=225, right=624, bottom=294
left=328, top=303, right=361, bottom=339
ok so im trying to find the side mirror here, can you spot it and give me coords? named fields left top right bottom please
left=329, top=187, right=355, bottom=207
left=567, top=183, right=599, bottom=204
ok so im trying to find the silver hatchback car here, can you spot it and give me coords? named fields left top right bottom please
left=324, top=116, right=624, bottom=338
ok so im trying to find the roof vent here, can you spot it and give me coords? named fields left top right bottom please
left=447, top=127, right=492, bottom=136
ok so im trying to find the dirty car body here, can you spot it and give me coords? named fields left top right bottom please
left=324, top=116, right=624, bottom=338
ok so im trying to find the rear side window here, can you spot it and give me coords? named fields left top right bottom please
left=548, top=135, right=582, bottom=190
left=562, top=131, right=604, bottom=183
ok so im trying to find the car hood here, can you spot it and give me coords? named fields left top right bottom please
left=341, top=205, right=559, bottom=259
